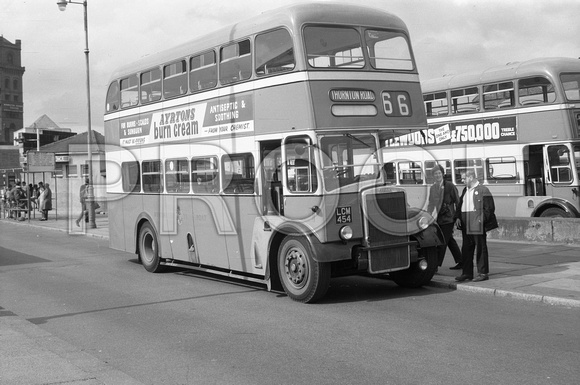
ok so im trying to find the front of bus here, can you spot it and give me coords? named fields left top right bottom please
left=298, top=8, right=442, bottom=285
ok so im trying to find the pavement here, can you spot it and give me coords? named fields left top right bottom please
left=1, top=212, right=579, bottom=384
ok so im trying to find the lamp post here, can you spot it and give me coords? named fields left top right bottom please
left=57, top=0, right=96, bottom=229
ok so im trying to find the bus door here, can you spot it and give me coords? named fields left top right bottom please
left=281, top=135, right=325, bottom=227
left=260, top=141, right=283, bottom=215
left=543, top=143, right=579, bottom=208
left=246, top=141, right=284, bottom=276
left=525, top=145, right=546, bottom=196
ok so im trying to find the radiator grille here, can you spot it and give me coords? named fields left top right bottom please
left=364, top=189, right=410, bottom=273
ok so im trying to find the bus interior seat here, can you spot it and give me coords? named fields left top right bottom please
left=521, top=99, right=542, bottom=106
left=455, top=106, right=478, bottom=114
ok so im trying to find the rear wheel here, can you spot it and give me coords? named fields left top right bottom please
left=539, top=207, right=571, bottom=218
left=278, top=236, right=330, bottom=303
left=390, top=247, right=437, bottom=288
left=138, top=222, right=165, bottom=273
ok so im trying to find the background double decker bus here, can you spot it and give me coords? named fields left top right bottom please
left=383, top=57, right=580, bottom=218
left=103, top=3, right=442, bottom=303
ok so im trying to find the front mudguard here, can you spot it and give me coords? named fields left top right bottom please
left=411, top=223, right=444, bottom=249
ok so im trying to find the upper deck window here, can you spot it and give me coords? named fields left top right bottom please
left=120, top=75, right=139, bottom=109
left=255, top=29, right=295, bottom=76
left=140, top=68, right=162, bottom=104
left=163, top=60, right=187, bottom=98
left=304, top=26, right=364, bottom=69
left=365, top=30, right=413, bottom=71
left=106, top=81, right=119, bottom=112
left=424, top=91, right=448, bottom=117
left=560, top=73, right=580, bottom=101
left=451, top=87, right=479, bottom=114
left=483, top=81, right=514, bottom=110
left=190, top=51, right=217, bottom=91
left=220, top=40, right=251, bottom=85
left=518, top=76, right=556, bottom=105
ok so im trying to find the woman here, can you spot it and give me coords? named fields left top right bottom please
left=426, top=165, right=463, bottom=270
left=39, top=183, right=52, bottom=221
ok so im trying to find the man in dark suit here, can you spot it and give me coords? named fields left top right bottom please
left=426, top=165, right=462, bottom=270
left=455, top=169, right=498, bottom=282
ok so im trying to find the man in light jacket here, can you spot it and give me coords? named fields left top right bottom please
left=455, top=169, right=498, bottom=282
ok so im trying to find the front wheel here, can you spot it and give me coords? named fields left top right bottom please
left=278, top=236, right=330, bottom=303
left=138, top=222, right=165, bottom=273
left=390, top=247, right=437, bottom=288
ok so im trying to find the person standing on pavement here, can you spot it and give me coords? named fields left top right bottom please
left=75, top=178, right=89, bottom=227
left=37, top=184, right=46, bottom=218
left=426, top=165, right=463, bottom=271
left=40, top=182, right=52, bottom=221
left=14, top=181, right=27, bottom=220
left=455, top=169, right=498, bottom=282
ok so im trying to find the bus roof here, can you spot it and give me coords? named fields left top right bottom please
left=108, top=2, right=408, bottom=82
left=422, top=57, right=580, bottom=93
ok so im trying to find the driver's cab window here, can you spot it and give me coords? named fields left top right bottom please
left=321, top=133, right=380, bottom=190
left=285, top=137, right=317, bottom=193
left=547, top=145, right=572, bottom=183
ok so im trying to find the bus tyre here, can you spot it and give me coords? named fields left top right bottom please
left=139, top=222, right=165, bottom=273
left=539, top=207, right=570, bottom=218
left=390, top=247, right=437, bottom=288
left=278, top=236, right=330, bottom=303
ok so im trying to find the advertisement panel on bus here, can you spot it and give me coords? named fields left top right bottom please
left=119, top=93, right=254, bottom=147
left=385, top=116, right=517, bottom=147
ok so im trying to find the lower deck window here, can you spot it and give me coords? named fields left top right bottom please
left=165, top=158, right=190, bottom=193
left=121, top=161, right=141, bottom=192
left=142, top=160, right=163, bottom=193
left=222, top=153, right=255, bottom=194
left=486, top=157, right=519, bottom=183
left=192, top=157, right=219, bottom=194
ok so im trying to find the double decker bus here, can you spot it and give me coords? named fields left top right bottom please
left=383, top=57, right=580, bottom=218
left=103, top=3, right=442, bottom=303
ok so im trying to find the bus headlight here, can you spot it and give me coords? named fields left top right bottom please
left=417, top=215, right=430, bottom=230
left=339, top=226, right=353, bottom=241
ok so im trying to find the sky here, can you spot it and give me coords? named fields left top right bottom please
left=2, top=0, right=579, bottom=134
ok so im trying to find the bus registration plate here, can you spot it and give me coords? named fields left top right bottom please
left=336, top=207, right=352, bottom=224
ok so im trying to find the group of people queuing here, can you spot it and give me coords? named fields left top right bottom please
left=427, top=165, right=498, bottom=282
left=1, top=179, right=52, bottom=221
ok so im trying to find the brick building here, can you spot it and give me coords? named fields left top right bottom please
left=0, top=36, right=25, bottom=145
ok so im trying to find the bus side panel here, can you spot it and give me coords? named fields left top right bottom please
left=223, top=196, right=264, bottom=276
left=168, top=195, right=230, bottom=269
left=141, top=194, right=173, bottom=259
left=108, top=197, right=128, bottom=252
left=254, top=82, right=314, bottom=134
left=107, top=193, right=145, bottom=254
left=490, top=184, right=527, bottom=217
left=310, top=79, right=427, bottom=129
left=284, top=195, right=330, bottom=240
left=517, top=110, right=568, bottom=143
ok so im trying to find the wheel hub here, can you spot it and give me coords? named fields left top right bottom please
left=284, top=249, right=307, bottom=286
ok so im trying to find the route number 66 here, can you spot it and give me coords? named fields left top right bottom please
left=382, top=91, right=411, bottom=117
